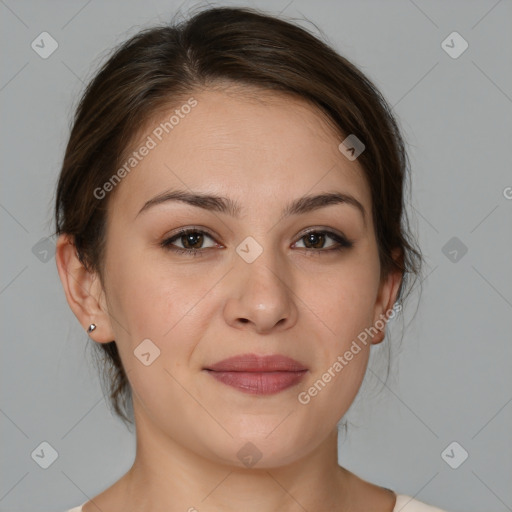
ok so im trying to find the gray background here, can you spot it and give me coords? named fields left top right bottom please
left=1, top=0, right=511, bottom=511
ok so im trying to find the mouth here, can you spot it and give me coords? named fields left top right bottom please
left=202, top=353, right=308, bottom=395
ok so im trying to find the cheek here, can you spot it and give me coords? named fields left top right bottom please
left=105, top=240, right=208, bottom=338
left=104, top=249, right=224, bottom=397
left=126, top=352, right=218, bottom=454
left=295, top=270, right=376, bottom=425
left=305, top=259, right=380, bottom=348
left=107, top=260, right=212, bottom=431
left=294, top=252, right=379, bottom=409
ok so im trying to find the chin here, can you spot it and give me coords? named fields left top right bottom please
left=203, top=430, right=319, bottom=471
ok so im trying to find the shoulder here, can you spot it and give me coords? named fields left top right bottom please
left=394, top=494, right=449, bottom=512
left=64, top=506, right=84, bottom=512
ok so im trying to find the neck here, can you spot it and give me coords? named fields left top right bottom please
left=119, top=405, right=352, bottom=512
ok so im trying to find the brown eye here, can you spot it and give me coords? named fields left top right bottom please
left=302, top=232, right=326, bottom=249
left=160, top=228, right=218, bottom=256
left=294, top=230, right=353, bottom=252
left=180, top=231, right=205, bottom=249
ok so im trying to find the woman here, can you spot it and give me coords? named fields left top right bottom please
left=55, top=6, right=447, bottom=511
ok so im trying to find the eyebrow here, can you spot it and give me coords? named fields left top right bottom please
left=136, top=189, right=366, bottom=225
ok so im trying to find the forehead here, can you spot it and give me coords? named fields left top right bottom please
left=109, top=87, right=371, bottom=221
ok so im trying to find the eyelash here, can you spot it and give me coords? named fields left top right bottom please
left=159, top=227, right=354, bottom=257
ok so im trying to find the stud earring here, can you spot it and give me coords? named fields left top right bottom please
left=87, top=323, right=97, bottom=333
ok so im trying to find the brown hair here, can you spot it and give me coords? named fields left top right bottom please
left=53, top=5, right=423, bottom=429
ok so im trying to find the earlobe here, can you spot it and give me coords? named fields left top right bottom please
left=55, top=234, right=115, bottom=343
left=371, top=327, right=385, bottom=345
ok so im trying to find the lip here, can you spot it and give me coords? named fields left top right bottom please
left=205, top=353, right=308, bottom=372
left=203, top=353, right=308, bottom=395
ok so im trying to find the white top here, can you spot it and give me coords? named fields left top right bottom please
left=65, top=493, right=448, bottom=511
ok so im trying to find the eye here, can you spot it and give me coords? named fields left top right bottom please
left=293, top=229, right=354, bottom=253
left=160, top=227, right=354, bottom=257
left=160, top=228, right=220, bottom=257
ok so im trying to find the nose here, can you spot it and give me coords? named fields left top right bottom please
left=223, top=245, right=299, bottom=334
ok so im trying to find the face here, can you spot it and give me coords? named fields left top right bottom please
left=74, top=87, right=400, bottom=468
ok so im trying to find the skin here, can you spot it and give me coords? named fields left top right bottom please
left=56, top=86, right=403, bottom=512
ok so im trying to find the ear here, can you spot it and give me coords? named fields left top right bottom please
left=371, top=248, right=403, bottom=345
left=55, top=233, right=115, bottom=343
